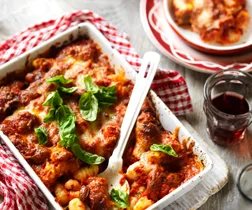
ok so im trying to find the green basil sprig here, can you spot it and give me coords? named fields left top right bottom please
left=34, top=126, right=48, bottom=145
left=79, top=75, right=117, bottom=122
left=96, top=85, right=117, bottom=107
left=55, top=105, right=75, bottom=126
left=110, top=188, right=130, bottom=208
left=58, top=86, right=78, bottom=94
left=43, top=108, right=56, bottom=123
left=54, top=105, right=104, bottom=164
left=46, top=75, right=72, bottom=85
left=47, top=75, right=78, bottom=94
left=55, top=105, right=78, bottom=148
left=79, top=92, right=99, bottom=122
left=43, top=90, right=63, bottom=122
left=42, top=80, right=105, bottom=165
left=71, top=143, right=105, bottom=164
left=150, top=144, right=178, bottom=157
left=43, top=90, right=63, bottom=107
left=83, top=75, right=99, bottom=93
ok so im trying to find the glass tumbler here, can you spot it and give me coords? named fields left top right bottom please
left=203, top=69, right=252, bottom=145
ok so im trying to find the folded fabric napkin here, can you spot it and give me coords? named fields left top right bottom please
left=0, top=10, right=192, bottom=210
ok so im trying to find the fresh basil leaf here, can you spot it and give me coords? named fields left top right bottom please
left=79, top=92, right=99, bottom=122
left=59, top=116, right=76, bottom=137
left=59, top=133, right=78, bottom=149
left=83, top=75, right=99, bottom=93
left=43, top=91, right=63, bottom=107
left=71, top=143, right=105, bottom=164
left=46, top=75, right=72, bottom=85
left=110, top=188, right=130, bottom=208
left=95, top=85, right=117, bottom=107
left=34, top=126, right=48, bottom=145
left=58, top=86, right=78, bottom=94
left=55, top=105, right=78, bottom=149
left=80, top=76, right=116, bottom=121
left=47, top=75, right=77, bottom=94
left=55, top=105, right=75, bottom=126
left=150, top=144, right=178, bottom=157
left=43, top=108, right=56, bottom=123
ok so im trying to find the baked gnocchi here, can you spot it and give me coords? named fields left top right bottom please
left=0, top=37, right=204, bottom=210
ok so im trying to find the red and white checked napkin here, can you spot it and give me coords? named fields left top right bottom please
left=0, top=10, right=192, bottom=210
left=0, top=143, right=48, bottom=210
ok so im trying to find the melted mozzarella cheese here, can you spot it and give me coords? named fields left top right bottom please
left=15, top=98, right=47, bottom=121
left=196, top=9, right=213, bottom=28
left=64, top=59, right=91, bottom=80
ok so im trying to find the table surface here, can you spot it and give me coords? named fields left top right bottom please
left=0, top=0, right=251, bottom=210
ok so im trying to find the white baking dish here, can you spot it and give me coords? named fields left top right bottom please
left=0, top=22, right=213, bottom=210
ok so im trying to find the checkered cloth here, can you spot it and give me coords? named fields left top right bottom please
left=0, top=10, right=192, bottom=210
left=0, top=142, right=48, bottom=210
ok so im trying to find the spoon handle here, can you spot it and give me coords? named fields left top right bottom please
left=112, top=51, right=160, bottom=159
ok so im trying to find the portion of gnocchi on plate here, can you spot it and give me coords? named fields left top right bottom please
left=172, top=0, right=250, bottom=44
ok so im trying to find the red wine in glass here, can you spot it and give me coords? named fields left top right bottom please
left=204, top=70, right=252, bottom=146
left=212, top=92, right=249, bottom=115
left=207, top=92, right=250, bottom=145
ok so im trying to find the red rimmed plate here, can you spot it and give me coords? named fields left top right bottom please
left=140, top=0, right=252, bottom=73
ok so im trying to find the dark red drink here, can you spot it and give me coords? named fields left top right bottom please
left=212, top=92, right=249, bottom=115
left=205, top=92, right=250, bottom=145
left=203, top=70, right=252, bottom=146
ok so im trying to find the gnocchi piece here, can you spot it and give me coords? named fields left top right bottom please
left=69, top=191, right=80, bottom=200
left=126, top=154, right=153, bottom=181
left=131, top=182, right=146, bottom=195
left=68, top=198, right=86, bottom=210
left=126, top=162, right=146, bottom=181
left=172, top=0, right=193, bottom=25
left=73, top=165, right=99, bottom=183
left=236, top=10, right=250, bottom=30
left=133, top=196, right=154, bottom=210
left=54, top=183, right=69, bottom=206
left=65, top=179, right=81, bottom=191
left=130, top=182, right=146, bottom=208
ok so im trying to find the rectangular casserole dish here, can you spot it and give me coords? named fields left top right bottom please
left=0, top=22, right=213, bottom=210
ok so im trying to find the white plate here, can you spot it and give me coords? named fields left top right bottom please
left=163, top=0, right=252, bottom=55
left=0, top=22, right=213, bottom=210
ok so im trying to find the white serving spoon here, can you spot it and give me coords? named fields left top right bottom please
left=99, top=51, right=160, bottom=193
